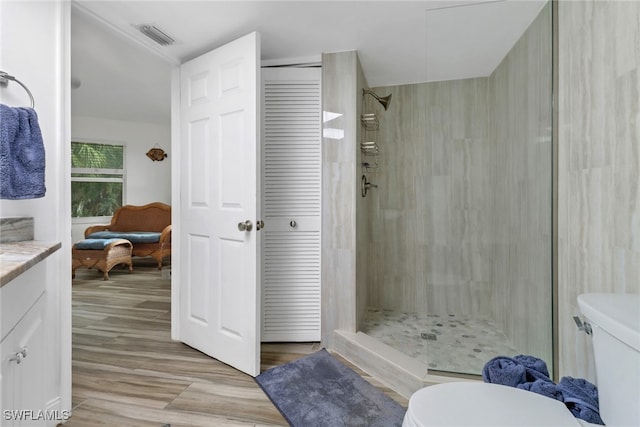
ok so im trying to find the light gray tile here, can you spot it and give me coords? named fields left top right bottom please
left=558, top=0, right=640, bottom=379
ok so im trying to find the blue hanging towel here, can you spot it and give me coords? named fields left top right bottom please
left=0, top=104, right=46, bottom=199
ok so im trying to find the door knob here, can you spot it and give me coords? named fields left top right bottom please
left=289, top=220, right=297, bottom=228
left=238, top=220, right=253, bottom=232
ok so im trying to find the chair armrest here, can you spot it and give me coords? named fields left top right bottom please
left=84, top=224, right=110, bottom=238
left=160, top=225, right=172, bottom=243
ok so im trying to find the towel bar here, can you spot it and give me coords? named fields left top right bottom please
left=0, top=70, right=35, bottom=108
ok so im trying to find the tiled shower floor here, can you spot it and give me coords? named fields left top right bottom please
left=360, top=309, right=519, bottom=376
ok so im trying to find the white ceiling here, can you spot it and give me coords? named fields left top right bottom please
left=71, top=0, right=547, bottom=124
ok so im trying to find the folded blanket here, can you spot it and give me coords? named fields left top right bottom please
left=0, top=104, right=46, bottom=199
left=559, top=376, right=604, bottom=425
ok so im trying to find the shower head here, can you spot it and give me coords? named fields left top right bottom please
left=363, top=89, right=392, bottom=111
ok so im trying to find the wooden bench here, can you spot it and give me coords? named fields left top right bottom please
left=84, top=202, right=171, bottom=269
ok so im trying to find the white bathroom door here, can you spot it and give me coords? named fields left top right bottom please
left=176, top=32, right=261, bottom=377
left=261, top=67, right=322, bottom=341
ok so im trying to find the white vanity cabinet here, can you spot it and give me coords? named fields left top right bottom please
left=1, top=296, right=46, bottom=426
left=0, top=243, right=59, bottom=427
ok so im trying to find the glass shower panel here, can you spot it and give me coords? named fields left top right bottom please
left=360, top=1, right=553, bottom=377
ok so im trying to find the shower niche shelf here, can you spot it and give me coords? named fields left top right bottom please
left=360, top=113, right=379, bottom=130
left=360, top=113, right=380, bottom=157
left=360, top=112, right=380, bottom=177
left=360, top=113, right=380, bottom=177
left=360, top=141, right=379, bottom=155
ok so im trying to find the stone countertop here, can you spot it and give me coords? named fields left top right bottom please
left=0, top=240, right=61, bottom=287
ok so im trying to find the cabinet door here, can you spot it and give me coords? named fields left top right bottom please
left=1, top=296, right=46, bottom=427
left=261, top=67, right=322, bottom=342
left=14, top=296, right=45, bottom=426
left=1, top=331, right=17, bottom=427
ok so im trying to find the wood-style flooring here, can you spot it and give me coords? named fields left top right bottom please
left=69, top=259, right=407, bottom=426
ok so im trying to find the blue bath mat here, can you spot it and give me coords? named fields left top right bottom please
left=255, top=349, right=406, bottom=427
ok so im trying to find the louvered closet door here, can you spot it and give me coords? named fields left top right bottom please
left=262, top=67, right=321, bottom=342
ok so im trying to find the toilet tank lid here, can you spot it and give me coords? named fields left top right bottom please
left=578, top=293, right=640, bottom=352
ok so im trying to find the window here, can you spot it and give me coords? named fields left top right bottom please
left=71, top=141, right=125, bottom=218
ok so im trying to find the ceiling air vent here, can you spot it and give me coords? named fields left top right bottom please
left=138, top=25, right=174, bottom=46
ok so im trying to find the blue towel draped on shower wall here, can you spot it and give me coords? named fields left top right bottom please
left=0, top=104, right=46, bottom=199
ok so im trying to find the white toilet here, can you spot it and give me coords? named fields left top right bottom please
left=403, top=293, right=640, bottom=426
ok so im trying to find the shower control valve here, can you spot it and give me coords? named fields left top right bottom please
left=361, top=175, right=378, bottom=197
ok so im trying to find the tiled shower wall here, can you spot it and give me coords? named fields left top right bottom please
left=365, top=3, right=552, bottom=360
left=365, top=78, right=493, bottom=316
left=558, top=0, right=640, bottom=380
left=321, top=51, right=369, bottom=347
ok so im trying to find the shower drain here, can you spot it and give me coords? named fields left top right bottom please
left=421, top=332, right=437, bottom=341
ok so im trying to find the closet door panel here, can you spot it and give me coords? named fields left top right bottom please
left=262, top=67, right=321, bottom=342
